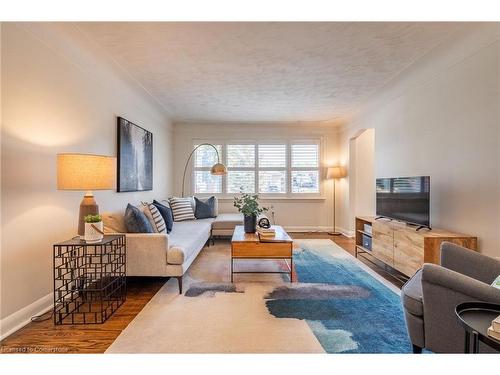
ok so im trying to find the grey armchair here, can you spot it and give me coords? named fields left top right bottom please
left=401, top=242, right=500, bottom=353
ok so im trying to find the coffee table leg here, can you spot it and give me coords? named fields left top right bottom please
left=231, top=257, right=233, bottom=283
left=290, top=257, right=293, bottom=283
left=464, top=330, right=470, bottom=353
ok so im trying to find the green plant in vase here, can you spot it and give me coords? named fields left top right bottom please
left=83, top=214, right=104, bottom=243
left=84, top=214, right=102, bottom=223
left=233, top=189, right=268, bottom=233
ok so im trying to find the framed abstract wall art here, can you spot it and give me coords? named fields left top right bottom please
left=117, top=117, right=153, bottom=192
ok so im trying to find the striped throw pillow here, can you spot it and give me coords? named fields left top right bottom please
left=142, top=203, right=167, bottom=233
left=169, top=197, right=196, bottom=222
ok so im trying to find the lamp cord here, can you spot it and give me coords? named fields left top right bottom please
left=31, top=310, right=53, bottom=322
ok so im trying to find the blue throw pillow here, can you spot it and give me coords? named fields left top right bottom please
left=194, top=196, right=216, bottom=219
left=153, top=200, right=174, bottom=233
left=124, top=204, right=154, bottom=233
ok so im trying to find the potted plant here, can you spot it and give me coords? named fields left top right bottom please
left=84, top=214, right=104, bottom=243
left=233, top=191, right=268, bottom=233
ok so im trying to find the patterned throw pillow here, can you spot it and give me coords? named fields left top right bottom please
left=142, top=203, right=166, bottom=233
left=153, top=200, right=174, bottom=233
left=124, top=204, right=154, bottom=233
left=169, top=197, right=196, bottom=222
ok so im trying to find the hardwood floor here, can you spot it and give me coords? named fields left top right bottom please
left=0, top=233, right=404, bottom=354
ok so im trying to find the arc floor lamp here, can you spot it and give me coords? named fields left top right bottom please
left=181, top=143, right=227, bottom=197
left=327, top=166, right=347, bottom=236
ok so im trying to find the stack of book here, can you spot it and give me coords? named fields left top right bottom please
left=487, top=315, right=500, bottom=341
left=257, top=227, right=276, bottom=240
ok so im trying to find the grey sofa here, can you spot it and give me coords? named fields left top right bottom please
left=401, top=242, right=500, bottom=353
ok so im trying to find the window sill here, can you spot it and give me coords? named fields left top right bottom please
left=216, top=196, right=326, bottom=202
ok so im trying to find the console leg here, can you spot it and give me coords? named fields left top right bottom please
left=412, top=344, right=422, bottom=354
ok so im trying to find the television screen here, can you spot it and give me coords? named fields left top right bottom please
left=376, top=176, right=430, bottom=227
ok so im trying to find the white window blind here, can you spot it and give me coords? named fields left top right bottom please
left=227, top=145, right=255, bottom=168
left=291, top=143, right=319, bottom=193
left=195, top=144, right=222, bottom=168
left=259, top=171, right=286, bottom=193
left=193, top=144, right=223, bottom=194
left=194, top=171, right=222, bottom=194
left=227, top=171, right=255, bottom=193
left=191, top=140, right=321, bottom=196
left=258, top=145, right=286, bottom=168
left=291, top=144, right=319, bottom=168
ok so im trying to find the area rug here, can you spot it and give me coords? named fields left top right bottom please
left=106, top=239, right=411, bottom=353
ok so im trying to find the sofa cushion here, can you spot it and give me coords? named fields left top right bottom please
left=124, top=204, right=154, bottom=233
left=102, top=211, right=128, bottom=233
left=153, top=200, right=174, bottom=233
left=212, top=213, right=244, bottom=230
left=169, top=197, right=196, bottom=222
left=194, top=196, right=217, bottom=219
left=167, top=218, right=214, bottom=265
left=401, top=269, right=424, bottom=316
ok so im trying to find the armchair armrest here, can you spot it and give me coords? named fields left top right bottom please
left=124, top=233, right=170, bottom=276
left=422, top=263, right=500, bottom=302
left=440, top=242, right=500, bottom=284
left=420, top=263, right=500, bottom=353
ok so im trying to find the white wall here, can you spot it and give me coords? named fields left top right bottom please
left=350, top=129, right=375, bottom=219
left=0, top=23, right=173, bottom=337
left=173, top=122, right=343, bottom=232
left=339, top=24, right=500, bottom=257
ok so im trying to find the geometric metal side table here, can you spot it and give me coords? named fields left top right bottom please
left=455, top=301, right=500, bottom=353
left=53, top=235, right=126, bottom=325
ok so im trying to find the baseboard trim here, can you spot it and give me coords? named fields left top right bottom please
left=0, top=292, right=52, bottom=341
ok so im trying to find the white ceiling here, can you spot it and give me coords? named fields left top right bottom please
left=78, top=22, right=469, bottom=123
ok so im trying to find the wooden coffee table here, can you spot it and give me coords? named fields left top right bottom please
left=230, top=225, right=293, bottom=282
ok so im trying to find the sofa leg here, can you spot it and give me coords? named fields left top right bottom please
left=412, top=344, right=423, bottom=354
left=175, top=276, right=182, bottom=294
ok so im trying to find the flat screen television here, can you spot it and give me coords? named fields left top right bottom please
left=376, top=176, right=430, bottom=228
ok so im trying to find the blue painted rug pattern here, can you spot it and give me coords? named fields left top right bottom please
left=265, top=240, right=412, bottom=353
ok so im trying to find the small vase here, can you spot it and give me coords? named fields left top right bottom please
left=84, top=221, right=104, bottom=243
left=244, top=214, right=257, bottom=233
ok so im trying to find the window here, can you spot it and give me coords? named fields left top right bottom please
left=192, top=140, right=321, bottom=196
left=291, top=144, right=319, bottom=193
left=227, top=144, right=255, bottom=193
left=258, top=144, right=286, bottom=194
left=193, top=144, right=222, bottom=194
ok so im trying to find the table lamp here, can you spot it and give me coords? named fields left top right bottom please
left=57, top=153, right=116, bottom=237
left=326, top=166, right=347, bottom=236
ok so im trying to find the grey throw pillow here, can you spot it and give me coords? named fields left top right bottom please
left=194, top=196, right=217, bottom=219
left=124, top=204, right=154, bottom=233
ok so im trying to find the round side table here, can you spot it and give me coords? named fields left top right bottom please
left=455, top=302, right=500, bottom=353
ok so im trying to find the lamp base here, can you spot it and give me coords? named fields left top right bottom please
left=78, top=192, right=99, bottom=237
left=328, top=231, right=343, bottom=236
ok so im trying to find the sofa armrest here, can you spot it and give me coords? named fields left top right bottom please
left=124, top=233, right=170, bottom=276
left=440, top=242, right=500, bottom=284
